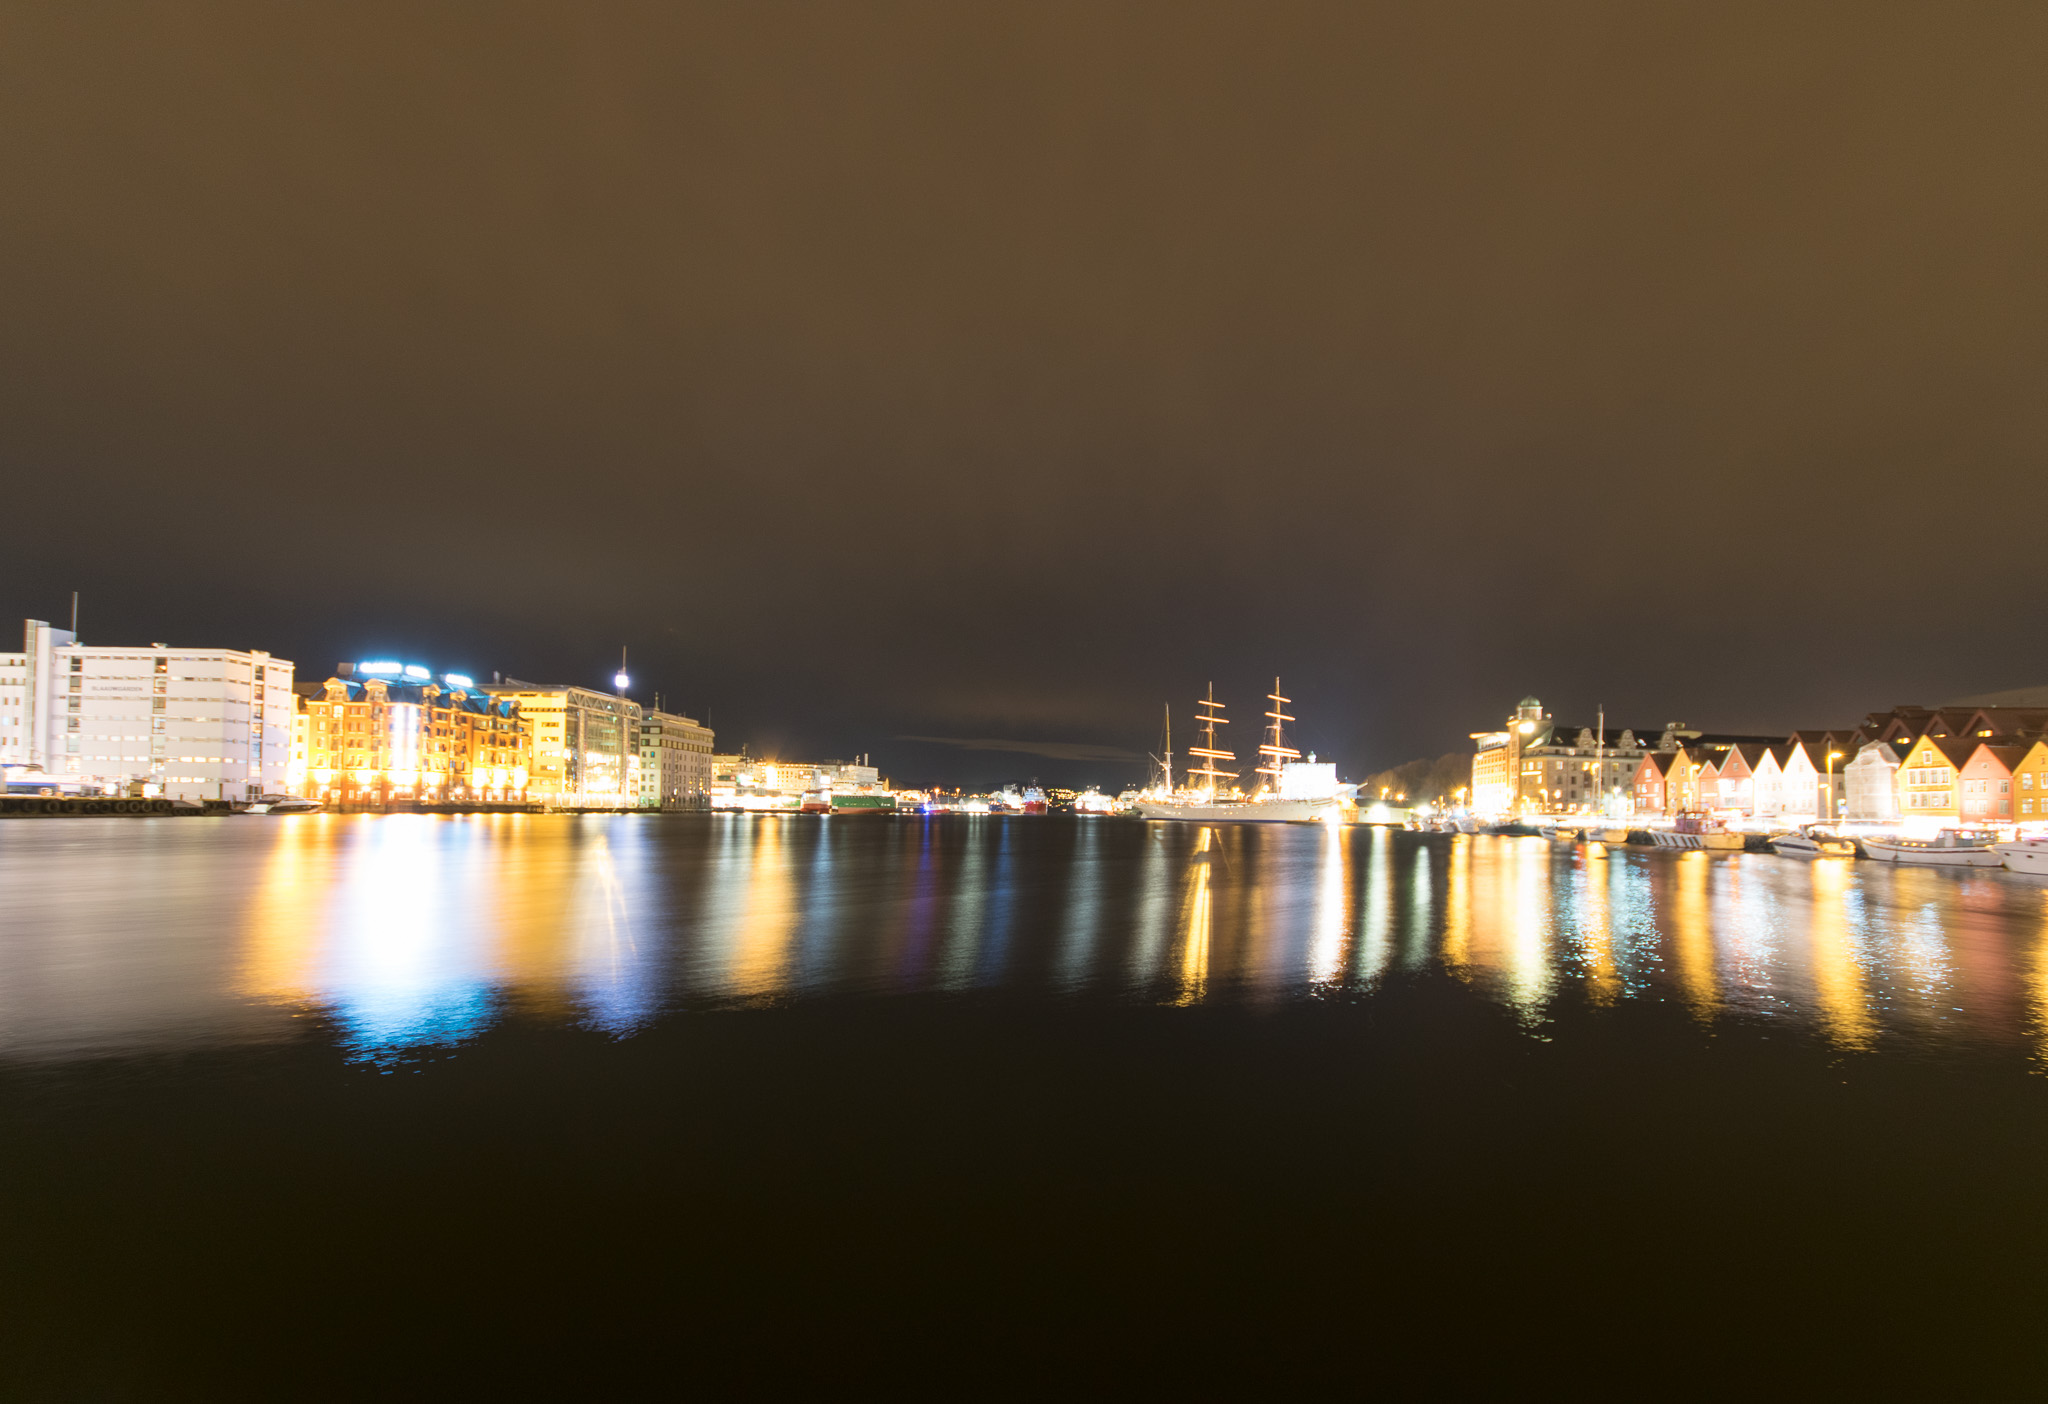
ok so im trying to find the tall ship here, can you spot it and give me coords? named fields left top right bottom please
left=1136, top=680, right=1344, bottom=824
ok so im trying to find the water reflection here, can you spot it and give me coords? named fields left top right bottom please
left=9, top=820, right=2048, bottom=1063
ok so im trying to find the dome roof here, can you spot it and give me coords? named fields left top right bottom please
left=1518, top=695, right=1542, bottom=709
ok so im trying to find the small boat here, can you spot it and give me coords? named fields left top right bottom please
left=1651, top=814, right=1744, bottom=850
left=1771, top=831, right=1857, bottom=860
left=1995, top=837, right=2048, bottom=875
left=240, top=796, right=324, bottom=814
left=1863, top=830, right=2004, bottom=867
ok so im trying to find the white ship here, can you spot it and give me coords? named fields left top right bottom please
left=1136, top=680, right=1343, bottom=824
left=1995, top=837, right=2048, bottom=875
left=1863, top=829, right=2004, bottom=867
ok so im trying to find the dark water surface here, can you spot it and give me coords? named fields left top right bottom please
left=6, top=814, right=2048, bottom=1394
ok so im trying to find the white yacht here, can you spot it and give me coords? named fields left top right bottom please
left=1771, top=831, right=1857, bottom=860
left=1863, top=830, right=2004, bottom=867
left=1136, top=680, right=1343, bottom=824
left=1995, top=837, right=2048, bottom=875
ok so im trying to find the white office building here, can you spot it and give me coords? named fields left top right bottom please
left=0, top=619, right=295, bottom=801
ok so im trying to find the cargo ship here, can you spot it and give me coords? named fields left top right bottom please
left=801, top=786, right=898, bottom=816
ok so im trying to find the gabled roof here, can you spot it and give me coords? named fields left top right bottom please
left=1905, top=734, right=1978, bottom=769
left=1724, top=742, right=1771, bottom=771
left=1966, top=743, right=2030, bottom=774
left=1847, top=738, right=1912, bottom=767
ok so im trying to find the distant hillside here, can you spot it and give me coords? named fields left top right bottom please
left=1944, top=686, right=2048, bottom=707
left=1361, top=752, right=1468, bottom=807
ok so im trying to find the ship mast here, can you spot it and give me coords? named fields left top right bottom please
left=1185, top=683, right=1237, bottom=798
left=1153, top=703, right=1174, bottom=794
left=1256, top=677, right=1301, bottom=794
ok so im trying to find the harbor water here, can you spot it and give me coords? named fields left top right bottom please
left=5, top=815, right=2048, bottom=1392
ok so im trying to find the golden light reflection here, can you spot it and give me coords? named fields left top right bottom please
left=238, top=814, right=331, bottom=1002
left=1175, top=828, right=1215, bottom=1005
left=470, top=816, right=579, bottom=1019
left=1353, top=827, right=1395, bottom=988
left=1507, top=839, right=1553, bottom=1017
left=1437, top=837, right=1556, bottom=1019
left=1669, top=852, right=1719, bottom=1021
left=1805, top=857, right=1875, bottom=1050
left=1307, top=821, right=1351, bottom=986
left=1442, top=835, right=1472, bottom=976
left=728, top=815, right=799, bottom=998
left=2029, top=887, right=2048, bottom=1068
left=1578, top=847, right=1620, bottom=1007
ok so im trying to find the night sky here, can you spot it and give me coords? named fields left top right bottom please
left=4, top=3, right=2044, bottom=787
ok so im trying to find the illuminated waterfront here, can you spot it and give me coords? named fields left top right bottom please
left=8, top=816, right=2048, bottom=1393
left=5, top=817, right=2048, bottom=1060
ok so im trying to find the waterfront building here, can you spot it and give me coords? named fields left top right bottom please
left=1748, top=744, right=1785, bottom=816
left=639, top=708, right=716, bottom=810
left=1712, top=742, right=1773, bottom=816
left=1692, top=752, right=1722, bottom=813
left=1470, top=697, right=1651, bottom=816
left=1897, top=735, right=1973, bottom=822
left=1779, top=737, right=1855, bottom=820
left=485, top=679, right=639, bottom=807
left=0, top=618, right=293, bottom=801
left=291, top=665, right=531, bottom=806
left=1843, top=739, right=1910, bottom=822
left=1630, top=752, right=1677, bottom=815
left=2011, top=740, right=2048, bottom=822
left=1956, top=743, right=2024, bottom=823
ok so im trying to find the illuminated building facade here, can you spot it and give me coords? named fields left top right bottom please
left=484, top=679, right=639, bottom=808
left=1, top=618, right=293, bottom=800
left=1470, top=697, right=1651, bottom=816
left=1843, top=738, right=1909, bottom=821
left=1896, top=735, right=1971, bottom=821
left=1956, top=742, right=2023, bottom=823
left=290, top=666, right=532, bottom=807
left=2011, top=740, right=2048, bottom=822
left=639, top=709, right=715, bottom=809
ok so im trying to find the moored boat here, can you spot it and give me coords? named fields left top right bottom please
left=1651, top=815, right=1744, bottom=850
left=1863, top=830, right=2004, bottom=867
left=1771, top=831, right=1857, bottom=860
left=1995, top=837, right=2048, bottom=874
left=240, top=796, right=324, bottom=814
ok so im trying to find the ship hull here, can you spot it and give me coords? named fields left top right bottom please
left=1998, top=842, right=2048, bottom=874
left=1137, top=797, right=1336, bottom=823
left=1863, top=839, right=2002, bottom=867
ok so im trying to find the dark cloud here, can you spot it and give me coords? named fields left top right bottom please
left=2, top=1, right=2044, bottom=786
